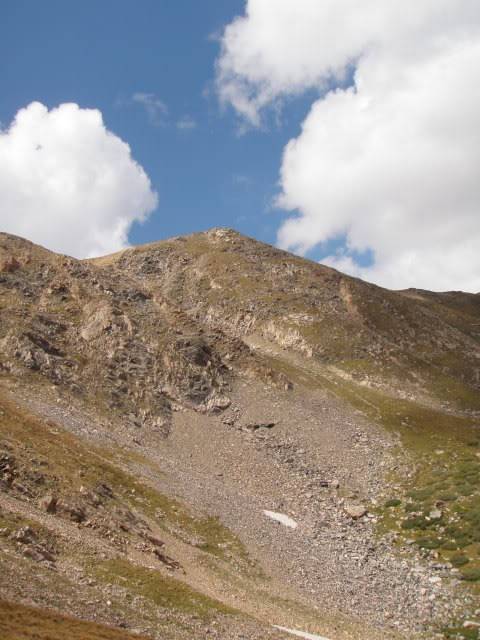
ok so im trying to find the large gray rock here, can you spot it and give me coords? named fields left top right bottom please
left=344, top=503, right=368, bottom=519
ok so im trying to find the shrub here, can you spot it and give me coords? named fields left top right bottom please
left=450, top=553, right=469, bottom=567
left=443, top=626, right=480, bottom=640
left=461, top=568, right=480, bottom=581
left=454, top=533, right=473, bottom=548
left=442, top=541, right=458, bottom=550
left=385, top=499, right=401, bottom=508
left=438, top=493, right=458, bottom=502
left=401, top=516, right=428, bottom=530
left=407, top=488, right=435, bottom=501
left=416, top=537, right=442, bottom=549
left=405, top=503, right=421, bottom=512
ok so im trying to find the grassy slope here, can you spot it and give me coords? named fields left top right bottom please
left=0, top=392, right=258, bottom=634
left=92, top=559, right=237, bottom=619
left=0, top=599, right=152, bottom=640
left=0, top=393, right=250, bottom=565
left=260, top=346, right=480, bottom=638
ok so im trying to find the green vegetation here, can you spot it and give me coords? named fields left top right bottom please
left=0, top=599, right=151, bottom=640
left=443, top=624, right=480, bottom=640
left=450, top=554, right=470, bottom=567
left=93, top=559, right=237, bottom=620
left=461, top=568, right=480, bottom=582
left=415, top=537, right=442, bottom=550
left=262, top=348, right=480, bottom=636
left=262, top=350, right=480, bottom=574
left=308, top=373, right=480, bottom=564
left=384, top=499, right=401, bottom=508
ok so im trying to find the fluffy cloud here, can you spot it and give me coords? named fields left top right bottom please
left=0, top=102, right=158, bottom=258
left=216, top=1, right=480, bottom=291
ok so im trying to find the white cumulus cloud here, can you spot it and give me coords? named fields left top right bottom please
left=0, top=102, right=158, bottom=258
left=216, top=1, right=480, bottom=291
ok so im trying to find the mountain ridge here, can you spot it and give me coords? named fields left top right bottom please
left=0, top=228, right=479, bottom=640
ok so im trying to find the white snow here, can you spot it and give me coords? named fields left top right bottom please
left=273, top=625, right=330, bottom=640
left=263, top=510, right=298, bottom=529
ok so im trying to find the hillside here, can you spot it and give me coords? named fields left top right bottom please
left=0, top=228, right=479, bottom=640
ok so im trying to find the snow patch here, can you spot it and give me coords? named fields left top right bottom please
left=263, top=510, right=298, bottom=529
left=273, top=625, right=330, bottom=640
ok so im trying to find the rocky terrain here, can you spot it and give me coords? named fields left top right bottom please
left=0, top=228, right=479, bottom=640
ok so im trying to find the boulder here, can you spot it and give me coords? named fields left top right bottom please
left=23, top=545, right=55, bottom=563
left=12, top=526, right=37, bottom=544
left=145, top=534, right=165, bottom=548
left=59, top=501, right=86, bottom=523
left=345, top=503, right=368, bottom=519
left=1, top=257, right=21, bottom=273
left=39, top=494, right=57, bottom=514
left=153, top=548, right=181, bottom=570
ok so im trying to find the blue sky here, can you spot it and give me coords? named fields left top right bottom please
left=1, top=0, right=317, bottom=250
left=2, top=1, right=478, bottom=291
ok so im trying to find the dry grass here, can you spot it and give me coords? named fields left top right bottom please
left=0, top=599, right=151, bottom=640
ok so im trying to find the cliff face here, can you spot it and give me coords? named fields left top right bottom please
left=0, top=229, right=479, bottom=640
left=94, top=227, right=480, bottom=410
left=0, top=231, right=292, bottom=437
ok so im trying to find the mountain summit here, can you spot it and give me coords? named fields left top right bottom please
left=0, top=229, right=479, bottom=640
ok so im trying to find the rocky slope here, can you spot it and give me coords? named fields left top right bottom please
left=0, top=229, right=479, bottom=640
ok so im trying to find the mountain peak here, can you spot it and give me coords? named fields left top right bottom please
left=1, top=232, right=479, bottom=639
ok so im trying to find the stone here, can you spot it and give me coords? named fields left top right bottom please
left=154, top=548, right=181, bottom=570
left=12, top=526, right=37, bottom=544
left=1, top=257, right=21, bottom=273
left=463, top=621, right=480, bottom=629
left=145, top=534, right=165, bottom=548
left=59, top=502, right=87, bottom=523
left=23, top=545, right=45, bottom=562
left=245, top=422, right=276, bottom=431
left=203, top=393, right=231, bottom=413
left=94, top=483, right=114, bottom=499
left=345, top=503, right=368, bottom=519
left=39, top=494, right=57, bottom=514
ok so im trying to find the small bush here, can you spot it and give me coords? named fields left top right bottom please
left=407, top=488, right=434, bottom=501
left=457, top=461, right=480, bottom=474
left=401, top=516, right=428, bottom=530
left=443, top=627, right=480, bottom=640
left=450, top=553, right=469, bottom=567
left=442, top=541, right=458, bottom=550
left=465, top=509, right=480, bottom=525
left=461, top=568, right=480, bottom=581
left=385, top=499, right=401, bottom=508
left=416, top=537, right=442, bottom=550
left=405, top=503, right=421, bottom=513
left=454, top=533, right=473, bottom=548
left=438, top=493, right=458, bottom=502
left=471, top=530, right=480, bottom=542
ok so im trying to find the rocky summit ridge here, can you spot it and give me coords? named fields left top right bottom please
left=0, top=228, right=479, bottom=640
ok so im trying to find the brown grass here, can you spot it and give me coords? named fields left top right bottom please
left=0, top=599, right=151, bottom=640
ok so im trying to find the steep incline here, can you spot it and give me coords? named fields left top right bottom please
left=96, top=228, right=480, bottom=413
left=1, top=229, right=479, bottom=640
